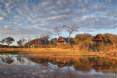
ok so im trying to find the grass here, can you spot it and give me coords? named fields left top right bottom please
left=0, top=47, right=116, bottom=61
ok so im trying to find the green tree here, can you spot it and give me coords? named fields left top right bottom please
left=2, top=37, right=15, bottom=46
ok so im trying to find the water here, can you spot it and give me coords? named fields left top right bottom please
left=0, top=54, right=36, bottom=65
left=0, top=54, right=116, bottom=78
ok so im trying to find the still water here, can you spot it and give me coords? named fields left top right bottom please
left=0, top=54, right=116, bottom=78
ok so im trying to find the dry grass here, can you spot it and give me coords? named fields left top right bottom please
left=0, top=48, right=108, bottom=56
left=0, top=48, right=116, bottom=60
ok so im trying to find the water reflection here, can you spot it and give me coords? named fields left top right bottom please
left=0, top=54, right=116, bottom=78
left=0, top=54, right=36, bottom=65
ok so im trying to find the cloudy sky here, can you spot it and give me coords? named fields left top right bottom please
left=0, top=0, right=117, bottom=40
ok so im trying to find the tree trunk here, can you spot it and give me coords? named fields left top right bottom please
left=68, top=33, right=73, bottom=48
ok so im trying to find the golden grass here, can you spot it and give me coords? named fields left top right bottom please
left=0, top=48, right=105, bottom=56
left=0, top=48, right=116, bottom=59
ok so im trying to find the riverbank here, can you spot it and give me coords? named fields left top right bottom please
left=0, top=48, right=116, bottom=62
left=0, top=48, right=107, bottom=60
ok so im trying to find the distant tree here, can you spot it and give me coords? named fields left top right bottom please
left=17, top=39, right=26, bottom=47
left=50, top=38, right=57, bottom=45
left=64, top=25, right=79, bottom=46
left=74, top=34, right=93, bottom=50
left=2, top=37, right=15, bottom=46
left=53, top=26, right=64, bottom=38
left=103, top=33, right=117, bottom=46
left=74, top=34, right=92, bottom=44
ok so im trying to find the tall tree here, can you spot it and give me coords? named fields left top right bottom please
left=64, top=25, right=79, bottom=46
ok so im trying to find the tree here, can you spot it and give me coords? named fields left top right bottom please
left=64, top=25, right=79, bottom=46
left=74, top=34, right=93, bottom=50
left=2, top=37, right=15, bottom=46
left=53, top=26, right=64, bottom=38
left=17, top=39, right=26, bottom=47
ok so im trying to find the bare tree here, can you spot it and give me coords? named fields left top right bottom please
left=64, top=25, right=79, bottom=46
left=53, top=26, right=63, bottom=38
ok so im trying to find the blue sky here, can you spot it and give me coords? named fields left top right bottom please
left=0, top=0, right=117, bottom=40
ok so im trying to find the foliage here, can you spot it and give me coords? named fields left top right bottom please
left=74, top=34, right=93, bottom=50
left=1, top=37, right=15, bottom=46
left=17, top=39, right=26, bottom=47
left=1, top=33, right=117, bottom=51
left=47, top=33, right=117, bottom=51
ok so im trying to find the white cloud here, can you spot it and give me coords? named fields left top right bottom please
left=0, top=16, right=4, bottom=20
left=0, top=0, right=117, bottom=39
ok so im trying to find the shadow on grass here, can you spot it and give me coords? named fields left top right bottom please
left=0, top=51, right=18, bottom=55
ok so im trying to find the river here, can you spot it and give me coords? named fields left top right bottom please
left=0, top=54, right=116, bottom=78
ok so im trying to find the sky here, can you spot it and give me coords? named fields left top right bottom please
left=0, top=0, right=117, bottom=40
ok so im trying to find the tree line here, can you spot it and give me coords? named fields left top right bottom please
left=0, top=25, right=117, bottom=51
left=0, top=33, right=117, bottom=52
